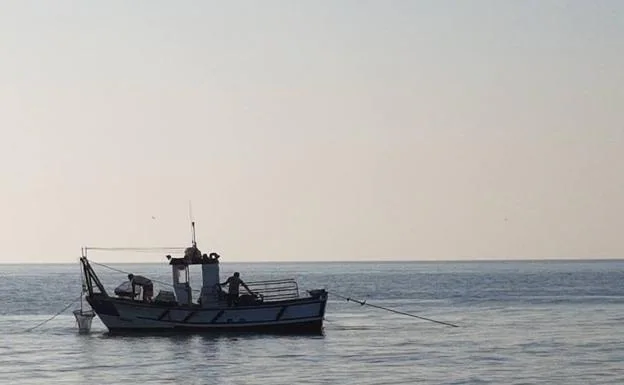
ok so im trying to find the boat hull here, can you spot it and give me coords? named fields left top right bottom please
left=87, top=294, right=327, bottom=335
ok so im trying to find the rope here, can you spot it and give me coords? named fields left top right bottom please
left=24, top=295, right=83, bottom=332
left=328, top=291, right=459, bottom=328
left=90, top=260, right=135, bottom=276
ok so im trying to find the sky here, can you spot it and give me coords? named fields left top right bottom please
left=1, top=1, right=623, bottom=263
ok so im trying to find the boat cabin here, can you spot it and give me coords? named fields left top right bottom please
left=165, top=246, right=223, bottom=307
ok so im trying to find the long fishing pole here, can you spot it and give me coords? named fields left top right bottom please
left=328, top=291, right=459, bottom=328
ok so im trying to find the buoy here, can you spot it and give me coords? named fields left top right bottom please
left=73, top=309, right=95, bottom=334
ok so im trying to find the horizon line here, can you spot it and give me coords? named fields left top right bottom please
left=1, top=257, right=623, bottom=265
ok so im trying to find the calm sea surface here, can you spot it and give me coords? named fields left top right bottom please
left=1, top=260, right=623, bottom=384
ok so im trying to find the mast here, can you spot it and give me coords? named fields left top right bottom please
left=191, top=221, right=197, bottom=248
left=189, top=200, right=197, bottom=248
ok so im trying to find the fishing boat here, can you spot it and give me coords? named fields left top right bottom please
left=80, top=222, right=328, bottom=334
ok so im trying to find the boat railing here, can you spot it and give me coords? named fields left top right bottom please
left=244, top=278, right=300, bottom=302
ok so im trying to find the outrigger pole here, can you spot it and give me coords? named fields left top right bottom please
left=328, top=291, right=459, bottom=328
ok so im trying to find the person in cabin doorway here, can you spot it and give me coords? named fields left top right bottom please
left=220, top=272, right=254, bottom=307
left=128, top=274, right=154, bottom=302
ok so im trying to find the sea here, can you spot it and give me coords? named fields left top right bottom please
left=1, top=260, right=623, bottom=385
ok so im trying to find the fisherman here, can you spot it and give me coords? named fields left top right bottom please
left=128, top=273, right=154, bottom=302
left=220, top=272, right=254, bottom=307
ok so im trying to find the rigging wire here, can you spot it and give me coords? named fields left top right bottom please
left=327, top=291, right=459, bottom=328
left=89, top=260, right=202, bottom=293
left=85, top=247, right=186, bottom=252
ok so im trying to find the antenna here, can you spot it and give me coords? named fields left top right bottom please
left=191, top=221, right=197, bottom=248
left=189, top=201, right=197, bottom=247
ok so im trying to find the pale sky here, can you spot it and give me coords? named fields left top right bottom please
left=1, top=1, right=623, bottom=263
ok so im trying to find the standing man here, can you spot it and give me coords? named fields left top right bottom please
left=128, top=273, right=154, bottom=302
left=220, top=272, right=254, bottom=307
